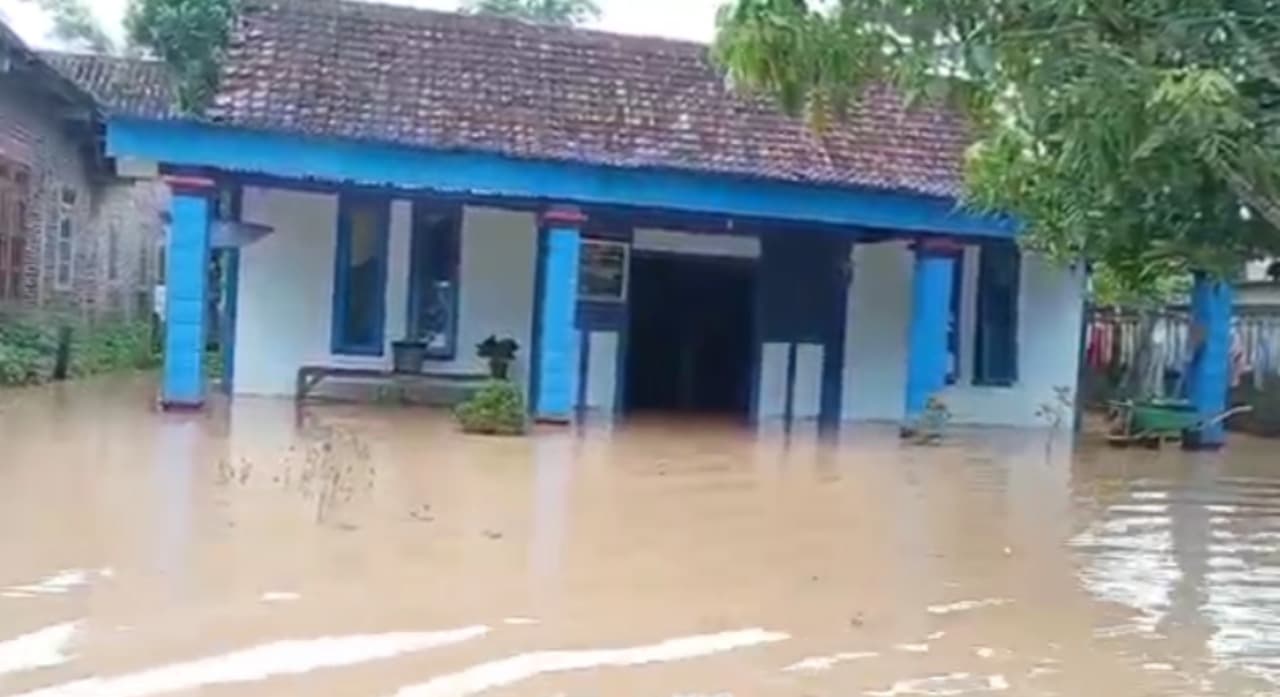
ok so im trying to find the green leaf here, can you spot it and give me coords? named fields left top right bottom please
left=714, top=0, right=1280, bottom=300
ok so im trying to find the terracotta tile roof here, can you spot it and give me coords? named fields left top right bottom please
left=41, top=51, right=179, bottom=119
left=211, top=0, right=969, bottom=197
left=0, top=23, right=98, bottom=112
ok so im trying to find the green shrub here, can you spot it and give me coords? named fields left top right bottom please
left=0, top=342, right=47, bottom=385
left=0, top=314, right=158, bottom=386
left=0, top=317, right=57, bottom=386
left=203, top=348, right=223, bottom=380
left=70, top=320, right=159, bottom=377
left=455, top=380, right=528, bottom=435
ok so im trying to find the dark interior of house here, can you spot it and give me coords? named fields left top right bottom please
left=625, top=253, right=755, bottom=416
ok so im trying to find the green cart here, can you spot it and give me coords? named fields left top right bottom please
left=1107, top=399, right=1252, bottom=448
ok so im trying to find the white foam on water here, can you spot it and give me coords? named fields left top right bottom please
left=925, top=599, right=1012, bottom=616
left=1092, top=624, right=1148, bottom=639
left=4, top=570, right=92, bottom=596
left=9, top=625, right=490, bottom=697
left=974, top=647, right=996, bottom=659
left=894, top=643, right=930, bottom=654
left=501, top=618, right=538, bottom=626
left=391, top=628, right=788, bottom=697
left=1131, top=491, right=1169, bottom=501
left=1142, top=662, right=1175, bottom=672
left=1108, top=504, right=1170, bottom=515
left=866, top=672, right=1010, bottom=696
left=925, top=631, right=945, bottom=641
left=0, top=622, right=81, bottom=676
left=259, top=592, right=300, bottom=602
left=783, top=651, right=878, bottom=673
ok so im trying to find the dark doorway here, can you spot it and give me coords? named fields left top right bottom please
left=625, top=253, right=755, bottom=416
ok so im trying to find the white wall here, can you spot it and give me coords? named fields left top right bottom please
left=435, top=206, right=538, bottom=388
left=386, top=201, right=413, bottom=350
left=754, top=341, right=824, bottom=420
left=944, top=254, right=1085, bottom=427
left=234, top=188, right=536, bottom=397
left=1245, top=258, right=1274, bottom=282
left=237, top=188, right=344, bottom=397
left=583, top=330, right=619, bottom=410
left=757, top=342, right=790, bottom=418
left=841, top=241, right=1086, bottom=427
left=843, top=241, right=912, bottom=421
left=1238, top=284, right=1280, bottom=307
left=792, top=343, right=824, bottom=419
left=633, top=228, right=760, bottom=258
left=957, top=245, right=981, bottom=383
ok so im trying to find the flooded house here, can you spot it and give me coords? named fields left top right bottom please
left=106, top=0, right=1089, bottom=430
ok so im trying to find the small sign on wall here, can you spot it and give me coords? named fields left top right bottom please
left=579, top=239, right=629, bottom=302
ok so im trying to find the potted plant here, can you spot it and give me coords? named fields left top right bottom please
left=477, top=335, right=519, bottom=380
left=391, top=338, right=427, bottom=374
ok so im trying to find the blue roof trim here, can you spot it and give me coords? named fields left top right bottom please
left=107, top=118, right=1017, bottom=238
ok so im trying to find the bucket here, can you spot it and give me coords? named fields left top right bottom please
left=391, top=341, right=427, bottom=374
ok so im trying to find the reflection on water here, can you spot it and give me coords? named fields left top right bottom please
left=1070, top=449, right=1280, bottom=695
left=0, top=375, right=1279, bottom=696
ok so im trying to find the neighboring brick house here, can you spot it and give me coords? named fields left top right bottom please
left=0, top=20, right=174, bottom=321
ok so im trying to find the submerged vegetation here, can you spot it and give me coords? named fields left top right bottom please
left=1036, top=385, right=1076, bottom=460
left=455, top=381, right=528, bottom=436
left=216, top=419, right=376, bottom=525
left=909, top=395, right=953, bottom=445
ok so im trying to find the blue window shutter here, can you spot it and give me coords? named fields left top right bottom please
left=330, top=195, right=390, bottom=356
left=973, top=243, right=1020, bottom=386
left=407, top=201, right=462, bottom=360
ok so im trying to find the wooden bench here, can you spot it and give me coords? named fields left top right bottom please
left=295, top=366, right=490, bottom=403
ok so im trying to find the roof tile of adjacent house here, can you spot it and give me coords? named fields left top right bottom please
left=40, top=52, right=178, bottom=119
left=209, top=0, right=970, bottom=198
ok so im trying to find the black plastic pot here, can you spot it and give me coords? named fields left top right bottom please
left=391, top=340, right=427, bottom=374
left=488, top=358, right=512, bottom=380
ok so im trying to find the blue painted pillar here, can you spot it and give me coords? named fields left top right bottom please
left=534, top=208, right=584, bottom=423
left=1186, top=271, right=1234, bottom=449
left=903, top=242, right=957, bottom=428
left=161, top=177, right=214, bottom=409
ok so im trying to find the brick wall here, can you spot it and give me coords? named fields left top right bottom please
left=90, top=179, right=169, bottom=320
left=0, top=72, right=167, bottom=322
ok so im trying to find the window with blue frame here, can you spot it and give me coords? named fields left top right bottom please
left=407, top=200, right=461, bottom=359
left=973, top=242, right=1020, bottom=386
left=331, top=195, right=389, bottom=355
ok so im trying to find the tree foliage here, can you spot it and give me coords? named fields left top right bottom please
left=463, top=0, right=600, bottom=26
left=125, top=0, right=236, bottom=111
left=714, top=0, right=1280, bottom=301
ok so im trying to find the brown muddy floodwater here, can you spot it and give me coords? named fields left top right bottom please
left=2, top=376, right=1280, bottom=697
